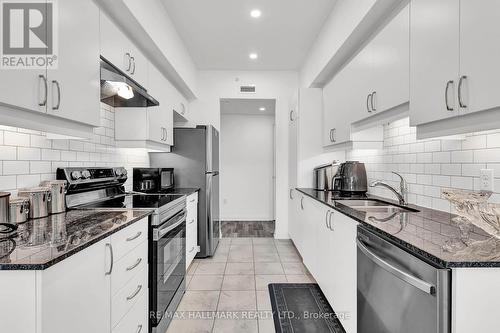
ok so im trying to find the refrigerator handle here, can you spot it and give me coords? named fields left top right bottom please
left=207, top=174, right=213, bottom=228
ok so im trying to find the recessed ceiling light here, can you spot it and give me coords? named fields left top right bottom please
left=249, top=53, right=258, bottom=60
left=259, top=107, right=266, bottom=111
left=250, top=9, right=261, bottom=18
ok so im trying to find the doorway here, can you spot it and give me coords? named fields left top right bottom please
left=219, top=98, right=277, bottom=236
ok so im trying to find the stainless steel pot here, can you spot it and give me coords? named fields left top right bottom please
left=0, top=192, right=10, bottom=223
left=40, top=180, right=67, bottom=214
left=9, top=197, right=30, bottom=224
left=18, top=187, right=51, bottom=219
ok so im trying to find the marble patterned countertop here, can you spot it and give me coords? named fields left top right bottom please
left=296, top=188, right=497, bottom=268
left=0, top=209, right=153, bottom=270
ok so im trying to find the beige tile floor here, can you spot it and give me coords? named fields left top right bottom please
left=166, top=237, right=314, bottom=333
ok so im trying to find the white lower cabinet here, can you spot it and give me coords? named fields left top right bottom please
left=0, top=217, right=149, bottom=333
left=295, top=196, right=358, bottom=333
left=186, top=192, right=199, bottom=269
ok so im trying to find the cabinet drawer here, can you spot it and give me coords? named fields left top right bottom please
left=111, top=218, right=148, bottom=261
left=112, top=290, right=148, bottom=333
left=111, top=240, right=148, bottom=296
left=112, top=267, right=147, bottom=328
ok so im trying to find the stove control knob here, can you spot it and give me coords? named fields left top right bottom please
left=81, top=170, right=91, bottom=179
left=71, top=171, right=82, bottom=180
left=115, top=168, right=126, bottom=177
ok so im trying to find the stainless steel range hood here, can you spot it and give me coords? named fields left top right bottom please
left=100, top=56, right=159, bottom=107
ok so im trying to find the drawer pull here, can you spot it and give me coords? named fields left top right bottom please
left=126, top=258, right=142, bottom=271
left=136, top=325, right=143, bottom=333
left=126, top=231, right=142, bottom=242
left=126, top=285, right=142, bottom=301
left=189, top=246, right=195, bottom=253
left=189, top=219, right=195, bottom=225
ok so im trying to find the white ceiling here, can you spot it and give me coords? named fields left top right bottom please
left=220, top=98, right=276, bottom=115
left=161, top=0, right=336, bottom=70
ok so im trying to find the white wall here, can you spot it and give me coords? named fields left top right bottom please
left=349, top=117, right=500, bottom=213
left=220, top=114, right=275, bottom=221
left=188, top=70, right=299, bottom=238
left=0, top=103, right=149, bottom=193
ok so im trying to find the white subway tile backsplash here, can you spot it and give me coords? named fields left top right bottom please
left=0, top=104, right=149, bottom=191
left=349, top=116, right=500, bottom=213
left=4, top=132, right=30, bottom=147
left=3, top=161, right=29, bottom=175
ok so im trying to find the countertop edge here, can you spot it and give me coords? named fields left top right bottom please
left=295, top=188, right=500, bottom=269
left=0, top=210, right=154, bottom=271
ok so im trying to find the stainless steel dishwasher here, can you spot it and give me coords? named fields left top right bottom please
left=357, top=226, right=451, bottom=333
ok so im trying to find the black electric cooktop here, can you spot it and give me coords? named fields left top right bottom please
left=81, top=194, right=184, bottom=210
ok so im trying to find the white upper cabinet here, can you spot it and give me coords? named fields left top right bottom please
left=370, top=5, right=409, bottom=114
left=323, top=68, right=352, bottom=146
left=0, top=0, right=100, bottom=131
left=47, top=0, right=100, bottom=127
left=100, top=12, right=148, bottom=86
left=410, top=0, right=460, bottom=126
left=459, top=0, right=500, bottom=115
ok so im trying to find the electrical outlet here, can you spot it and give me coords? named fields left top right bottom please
left=480, top=169, right=494, bottom=192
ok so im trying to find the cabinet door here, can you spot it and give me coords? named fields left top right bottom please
left=459, top=0, right=500, bottom=115
left=314, top=206, right=333, bottom=293
left=370, top=5, right=409, bottom=114
left=47, top=0, right=100, bottom=126
left=323, top=70, right=351, bottom=146
left=148, top=64, right=173, bottom=145
left=100, top=12, right=133, bottom=74
left=41, top=237, right=111, bottom=333
left=410, top=0, right=459, bottom=126
left=128, top=45, right=148, bottom=87
left=330, top=213, right=358, bottom=333
left=348, top=44, right=374, bottom=122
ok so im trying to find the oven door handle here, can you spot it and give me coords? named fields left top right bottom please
left=156, top=209, right=186, bottom=240
left=356, top=238, right=435, bottom=295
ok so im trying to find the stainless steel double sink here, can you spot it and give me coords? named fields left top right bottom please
left=335, top=199, right=419, bottom=214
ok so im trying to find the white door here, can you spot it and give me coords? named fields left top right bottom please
left=459, top=0, right=500, bottom=115
left=288, top=97, right=298, bottom=239
left=410, top=0, right=460, bottom=126
left=147, top=64, right=171, bottom=145
left=323, top=70, right=351, bottom=146
left=370, top=5, right=409, bottom=114
left=127, top=45, right=148, bottom=87
left=348, top=43, right=374, bottom=122
left=314, top=206, right=332, bottom=293
left=47, top=0, right=100, bottom=126
left=41, top=237, right=111, bottom=333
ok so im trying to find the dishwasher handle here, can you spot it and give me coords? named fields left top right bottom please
left=356, top=238, right=435, bottom=295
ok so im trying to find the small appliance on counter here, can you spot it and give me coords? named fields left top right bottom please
left=133, top=168, right=174, bottom=193
left=18, top=187, right=52, bottom=219
left=313, top=161, right=341, bottom=191
left=334, top=161, right=368, bottom=195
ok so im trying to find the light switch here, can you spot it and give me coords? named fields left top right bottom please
left=480, top=169, right=494, bottom=192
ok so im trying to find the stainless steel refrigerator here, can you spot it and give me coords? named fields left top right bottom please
left=150, top=125, right=220, bottom=258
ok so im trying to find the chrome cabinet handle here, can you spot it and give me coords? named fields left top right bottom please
left=164, top=128, right=167, bottom=141
left=325, top=210, right=331, bottom=228
left=125, top=52, right=131, bottom=71
left=52, top=80, right=61, bottom=110
left=328, top=211, right=334, bottom=231
left=190, top=198, right=195, bottom=203
left=300, top=197, right=304, bottom=210
left=136, top=325, right=143, bottom=333
left=371, top=91, right=376, bottom=112
left=126, top=258, right=142, bottom=271
left=332, top=128, right=337, bottom=142
left=289, top=188, right=294, bottom=199
left=458, top=75, right=467, bottom=108
left=189, top=218, right=195, bottom=224
left=39, top=74, right=48, bottom=106
left=126, top=231, right=142, bottom=242
left=445, top=80, right=454, bottom=111
left=366, top=93, right=372, bottom=113
left=105, top=243, right=113, bottom=275
left=160, top=127, right=164, bottom=141
left=189, top=246, right=195, bottom=253
left=289, top=110, right=294, bottom=121
left=130, top=56, right=136, bottom=75
left=356, top=238, right=435, bottom=294
left=126, top=285, right=142, bottom=301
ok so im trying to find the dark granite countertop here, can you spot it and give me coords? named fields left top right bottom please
left=0, top=209, right=152, bottom=270
left=166, top=188, right=200, bottom=196
left=296, top=188, right=497, bottom=268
